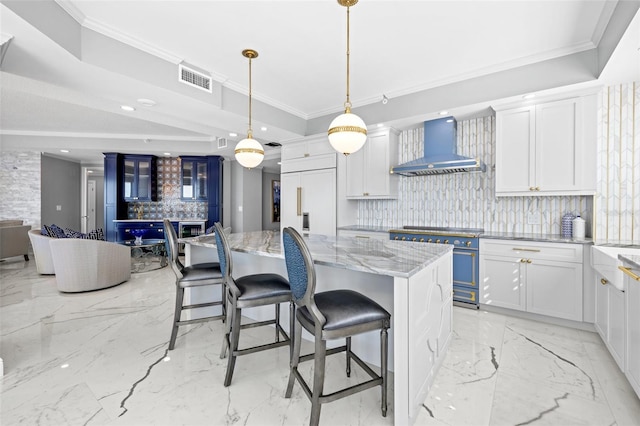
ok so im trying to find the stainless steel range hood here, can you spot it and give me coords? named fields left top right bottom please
left=392, top=116, right=486, bottom=176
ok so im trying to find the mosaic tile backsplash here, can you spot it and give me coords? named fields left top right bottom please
left=357, top=116, right=593, bottom=235
left=595, top=82, right=640, bottom=244
left=126, top=157, right=207, bottom=220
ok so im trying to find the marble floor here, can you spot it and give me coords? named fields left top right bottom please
left=2, top=256, right=640, bottom=426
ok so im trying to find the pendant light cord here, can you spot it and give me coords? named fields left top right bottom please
left=248, top=55, right=253, bottom=138
left=345, top=5, right=351, bottom=112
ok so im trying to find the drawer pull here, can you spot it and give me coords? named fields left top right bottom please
left=355, top=235, right=370, bottom=239
left=619, top=266, right=640, bottom=281
left=512, top=248, right=541, bottom=252
left=601, top=278, right=608, bottom=285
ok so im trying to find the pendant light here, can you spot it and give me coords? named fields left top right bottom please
left=328, top=0, right=367, bottom=156
left=234, top=49, right=264, bottom=169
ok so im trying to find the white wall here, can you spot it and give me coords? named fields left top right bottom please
left=229, top=161, right=263, bottom=233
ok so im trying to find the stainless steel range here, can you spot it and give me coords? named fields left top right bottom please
left=389, top=226, right=483, bottom=309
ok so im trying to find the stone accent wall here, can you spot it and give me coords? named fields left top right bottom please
left=0, top=151, right=41, bottom=228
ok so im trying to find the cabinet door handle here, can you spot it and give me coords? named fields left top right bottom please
left=601, top=278, right=608, bottom=285
left=527, top=259, right=532, bottom=263
left=520, top=258, right=526, bottom=263
left=535, top=187, right=540, bottom=191
left=529, top=187, right=535, bottom=191
left=296, top=187, right=302, bottom=216
left=512, top=248, right=541, bottom=252
left=619, top=266, right=640, bottom=281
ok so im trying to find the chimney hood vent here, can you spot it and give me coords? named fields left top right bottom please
left=392, top=117, right=486, bottom=176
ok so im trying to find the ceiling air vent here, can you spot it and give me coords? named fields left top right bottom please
left=178, top=64, right=212, bottom=93
left=217, top=137, right=227, bottom=149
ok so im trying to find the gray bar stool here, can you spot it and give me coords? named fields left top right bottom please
left=282, top=227, right=391, bottom=426
left=213, top=222, right=294, bottom=387
left=163, top=219, right=225, bottom=350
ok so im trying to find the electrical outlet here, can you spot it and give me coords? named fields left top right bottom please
left=527, top=211, right=541, bottom=225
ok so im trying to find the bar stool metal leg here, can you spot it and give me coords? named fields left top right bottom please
left=346, top=336, right=352, bottom=377
left=381, top=328, right=388, bottom=417
left=224, top=306, right=242, bottom=386
left=169, top=287, right=185, bottom=350
left=310, top=338, right=327, bottom=426
left=286, top=321, right=303, bottom=398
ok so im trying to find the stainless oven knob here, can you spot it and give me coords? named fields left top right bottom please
left=402, top=237, right=406, bottom=241
left=412, top=237, right=417, bottom=242
left=394, top=236, right=398, bottom=240
left=444, top=239, right=449, bottom=244
left=419, top=238, right=424, bottom=243
left=466, top=241, right=472, bottom=247
left=436, top=239, right=441, bottom=244
left=427, top=238, right=433, bottom=243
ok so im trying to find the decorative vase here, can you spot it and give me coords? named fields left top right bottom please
left=130, top=229, right=146, bottom=245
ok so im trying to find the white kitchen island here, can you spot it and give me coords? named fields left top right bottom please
left=182, top=231, right=453, bottom=426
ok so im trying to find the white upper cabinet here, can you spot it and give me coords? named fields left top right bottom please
left=495, top=93, right=597, bottom=196
left=281, top=134, right=336, bottom=174
left=345, top=127, right=399, bottom=199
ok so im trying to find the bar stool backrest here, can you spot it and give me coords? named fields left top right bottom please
left=213, top=222, right=240, bottom=298
left=163, top=219, right=183, bottom=279
left=282, top=227, right=326, bottom=328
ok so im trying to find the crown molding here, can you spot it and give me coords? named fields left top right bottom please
left=0, top=130, right=212, bottom=142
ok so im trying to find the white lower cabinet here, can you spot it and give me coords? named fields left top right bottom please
left=480, top=239, right=583, bottom=321
left=622, top=260, right=640, bottom=398
left=594, top=272, right=626, bottom=370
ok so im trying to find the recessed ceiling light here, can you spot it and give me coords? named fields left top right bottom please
left=523, top=93, right=536, bottom=99
left=87, top=170, right=94, bottom=173
left=377, top=123, right=384, bottom=128
left=229, top=132, right=238, bottom=137
left=163, top=152, right=171, bottom=156
left=121, top=105, right=135, bottom=112
left=439, top=111, right=448, bottom=116
left=60, top=149, right=69, bottom=153
left=137, top=98, right=156, bottom=107
left=260, top=126, right=267, bottom=131
left=446, top=119, right=454, bottom=123
left=277, top=161, right=282, bottom=165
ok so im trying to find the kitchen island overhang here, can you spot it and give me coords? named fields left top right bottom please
left=181, top=231, right=453, bottom=426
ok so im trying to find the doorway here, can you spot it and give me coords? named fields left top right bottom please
left=81, top=166, right=104, bottom=233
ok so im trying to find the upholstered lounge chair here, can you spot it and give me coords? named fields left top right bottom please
left=28, top=229, right=55, bottom=274
left=0, top=220, right=30, bottom=261
left=48, top=238, right=131, bottom=292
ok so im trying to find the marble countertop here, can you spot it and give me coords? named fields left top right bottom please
left=620, top=254, right=640, bottom=270
left=337, top=225, right=391, bottom=233
left=181, top=230, right=452, bottom=278
left=481, top=231, right=594, bottom=245
left=337, top=225, right=594, bottom=244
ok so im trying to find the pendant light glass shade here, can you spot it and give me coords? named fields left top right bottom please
left=328, top=111, right=367, bottom=155
left=234, top=134, right=264, bottom=169
left=235, top=49, right=264, bottom=169
left=328, top=0, right=367, bottom=156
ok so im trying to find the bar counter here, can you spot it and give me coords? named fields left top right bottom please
left=181, top=231, right=453, bottom=426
